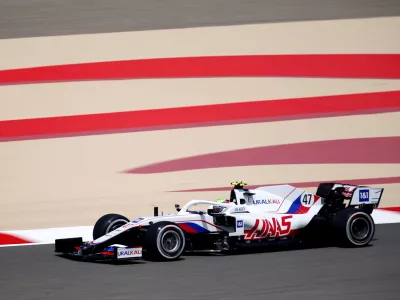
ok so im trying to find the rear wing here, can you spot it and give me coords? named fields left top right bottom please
left=316, top=183, right=384, bottom=208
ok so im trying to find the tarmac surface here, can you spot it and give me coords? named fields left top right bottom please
left=1, top=223, right=399, bottom=300
left=1, top=0, right=400, bottom=39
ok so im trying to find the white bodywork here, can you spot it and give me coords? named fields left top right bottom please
left=91, top=184, right=383, bottom=245
left=332, top=184, right=383, bottom=206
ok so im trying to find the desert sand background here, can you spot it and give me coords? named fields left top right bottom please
left=0, top=2, right=399, bottom=230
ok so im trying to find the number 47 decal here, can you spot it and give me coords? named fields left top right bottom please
left=302, top=194, right=313, bottom=207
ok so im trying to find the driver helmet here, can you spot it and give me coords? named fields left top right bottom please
left=215, top=198, right=230, bottom=203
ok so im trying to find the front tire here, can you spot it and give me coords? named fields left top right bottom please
left=92, top=213, right=130, bottom=240
left=144, top=221, right=186, bottom=261
left=333, top=208, right=375, bottom=247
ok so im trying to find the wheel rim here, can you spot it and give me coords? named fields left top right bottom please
left=156, top=225, right=185, bottom=259
left=161, top=230, right=180, bottom=253
left=106, top=219, right=128, bottom=233
left=109, top=222, right=124, bottom=232
left=350, top=217, right=370, bottom=241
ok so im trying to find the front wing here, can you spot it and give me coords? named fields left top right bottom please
left=54, top=237, right=143, bottom=261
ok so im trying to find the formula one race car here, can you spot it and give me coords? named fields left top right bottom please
left=55, top=181, right=384, bottom=262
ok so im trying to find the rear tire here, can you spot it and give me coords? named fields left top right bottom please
left=93, top=213, right=130, bottom=240
left=144, top=221, right=186, bottom=261
left=332, top=208, right=375, bottom=247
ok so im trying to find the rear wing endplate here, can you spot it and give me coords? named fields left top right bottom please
left=317, top=183, right=384, bottom=208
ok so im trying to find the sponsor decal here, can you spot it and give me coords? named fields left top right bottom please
left=117, top=247, right=142, bottom=259
left=234, top=207, right=246, bottom=212
left=244, top=216, right=292, bottom=240
left=237, top=220, right=244, bottom=228
left=132, top=217, right=145, bottom=223
left=122, top=217, right=146, bottom=228
left=359, top=189, right=370, bottom=202
left=253, top=199, right=281, bottom=205
left=342, top=186, right=356, bottom=198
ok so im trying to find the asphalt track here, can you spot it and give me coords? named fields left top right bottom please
left=1, top=0, right=400, bottom=39
left=0, top=223, right=399, bottom=300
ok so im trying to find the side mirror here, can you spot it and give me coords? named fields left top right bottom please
left=175, top=204, right=181, bottom=212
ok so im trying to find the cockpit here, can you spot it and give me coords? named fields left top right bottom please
left=229, top=181, right=255, bottom=205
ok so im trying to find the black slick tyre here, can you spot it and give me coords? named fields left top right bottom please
left=332, top=208, right=375, bottom=247
left=144, top=221, right=186, bottom=261
left=92, top=213, right=130, bottom=240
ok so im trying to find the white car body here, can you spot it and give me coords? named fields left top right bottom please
left=55, top=182, right=383, bottom=262
left=91, top=183, right=383, bottom=246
